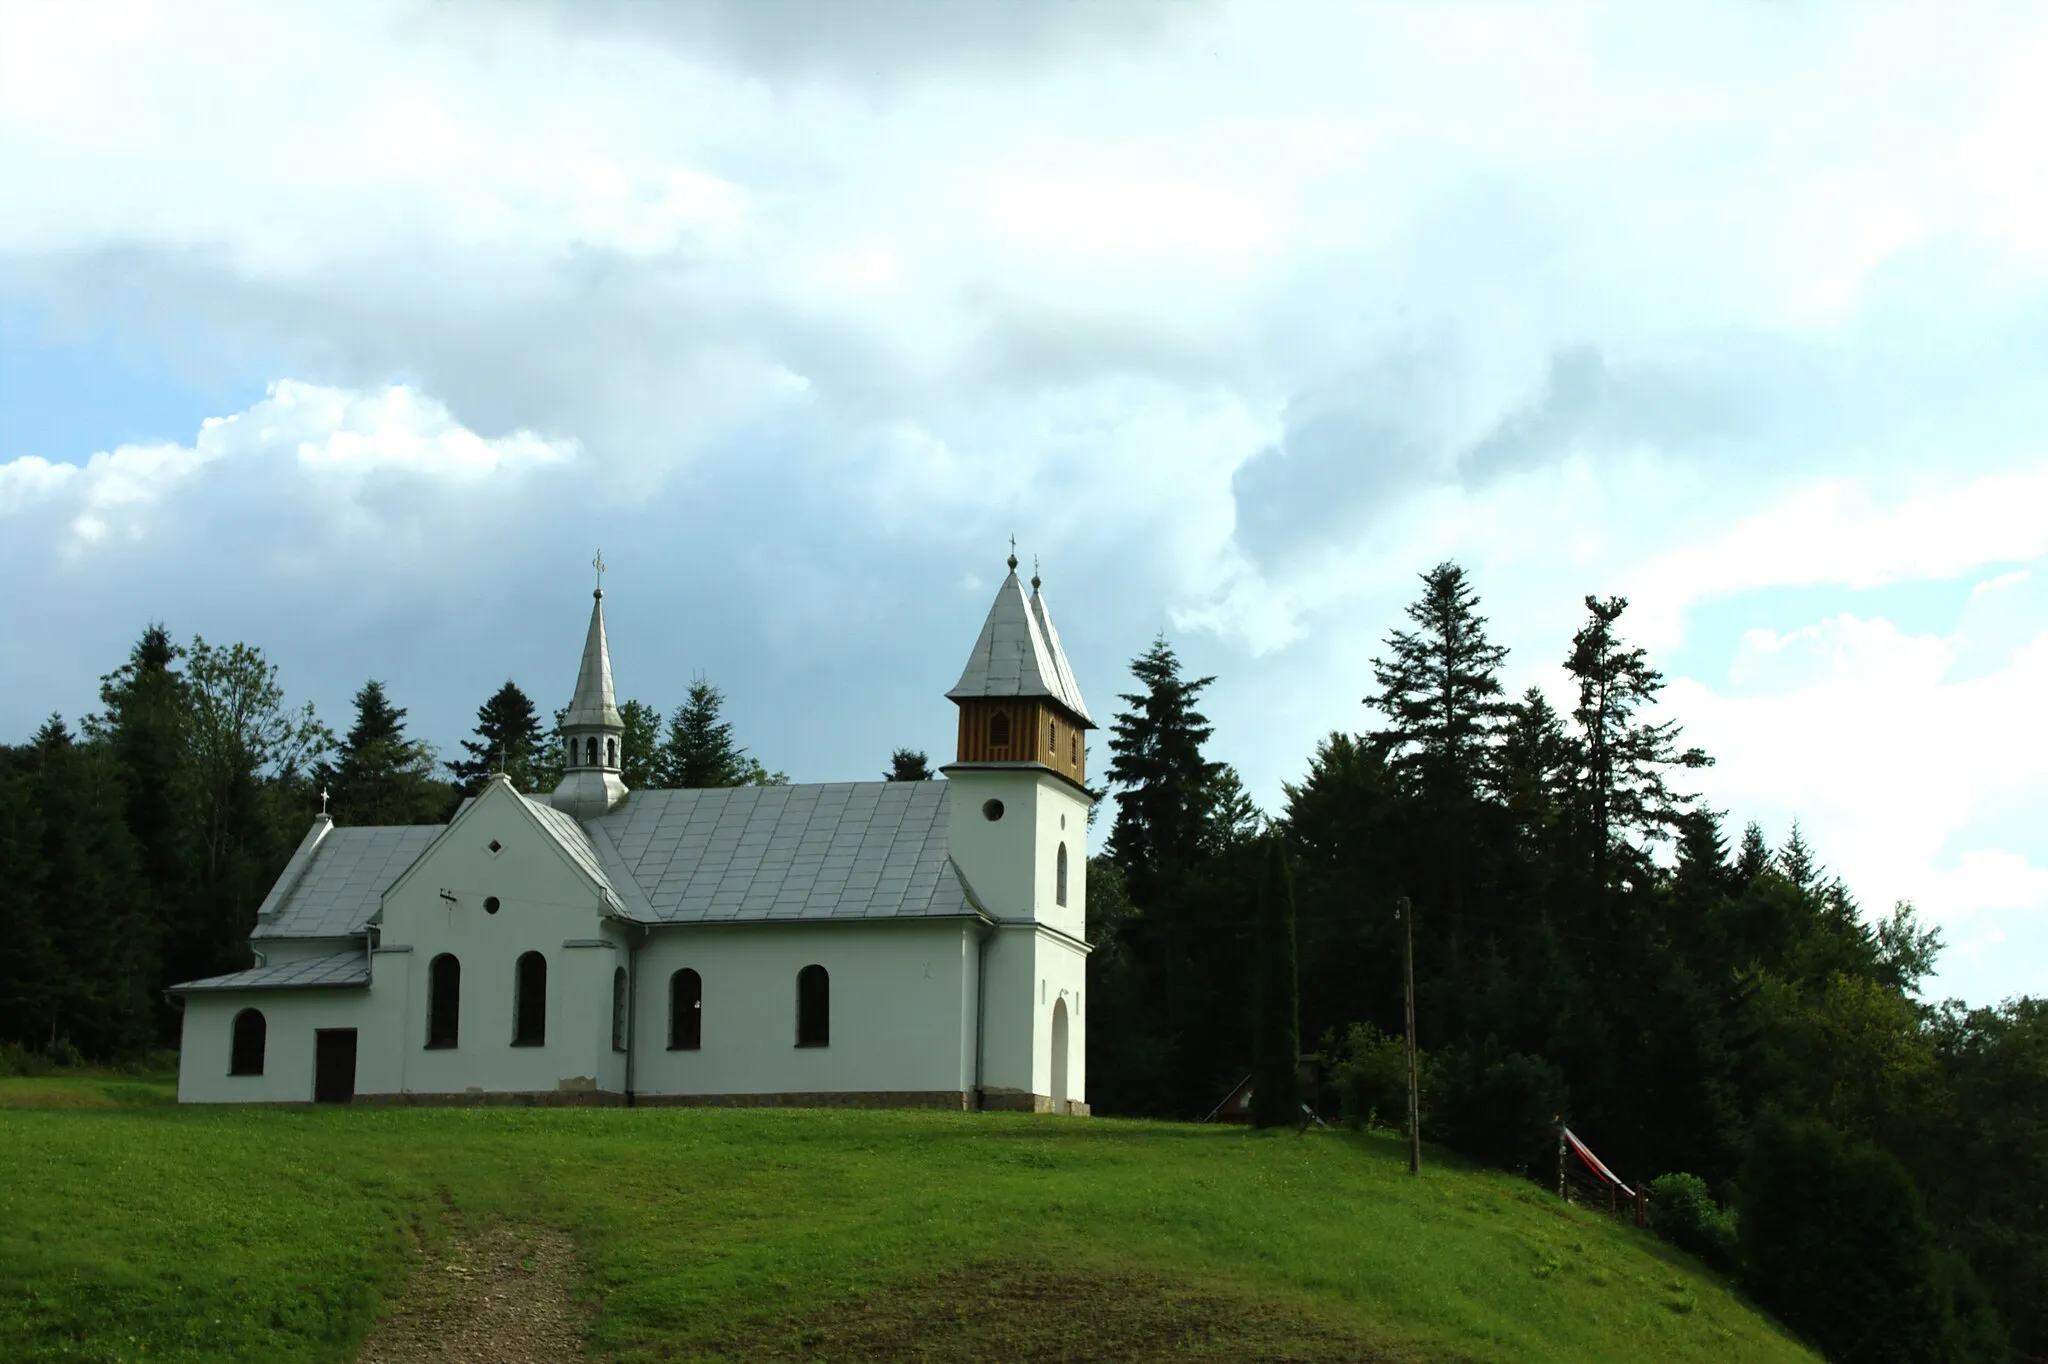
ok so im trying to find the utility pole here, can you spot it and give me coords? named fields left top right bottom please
left=1400, top=895, right=1420, bottom=1175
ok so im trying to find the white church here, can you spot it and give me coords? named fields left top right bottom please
left=170, top=553, right=1096, bottom=1114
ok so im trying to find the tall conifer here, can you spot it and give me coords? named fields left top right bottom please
left=1250, top=833, right=1302, bottom=1128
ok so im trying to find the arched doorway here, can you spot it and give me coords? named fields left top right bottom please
left=1050, top=997, right=1070, bottom=1115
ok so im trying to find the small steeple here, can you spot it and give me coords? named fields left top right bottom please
left=551, top=551, right=629, bottom=819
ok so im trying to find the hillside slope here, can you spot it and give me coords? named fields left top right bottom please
left=1, top=1087, right=1816, bottom=1361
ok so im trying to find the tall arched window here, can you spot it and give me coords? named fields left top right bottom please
left=1049, top=720, right=1056, bottom=751
left=611, top=966, right=628, bottom=1052
left=426, top=953, right=460, bottom=1048
left=229, top=1008, right=266, bottom=1075
left=988, top=710, right=1011, bottom=747
left=565, top=737, right=576, bottom=765
left=796, top=964, right=830, bottom=1047
left=1056, top=842, right=1069, bottom=907
left=669, top=968, right=702, bottom=1050
left=584, top=736, right=598, bottom=767
left=513, top=951, right=547, bottom=1046
left=606, top=737, right=617, bottom=768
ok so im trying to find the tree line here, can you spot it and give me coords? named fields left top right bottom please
left=1087, top=562, right=2044, bottom=1362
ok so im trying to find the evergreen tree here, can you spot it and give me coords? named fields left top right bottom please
left=89, top=623, right=192, bottom=907
left=1105, top=634, right=1225, bottom=902
left=1562, top=595, right=1712, bottom=889
left=1249, top=833, right=1301, bottom=1128
left=449, top=680, right=548, bottom=795
left=656, top=679, right=752, bottom=788
left=885, top=748, right=934, bottom=781
left=617, top=699, right=661, bottom=790
left=1734, top=820, right=1771, bottom=889
left=0, top=747, right=56, bottom=1051
left=1778, top=820, right=1820, bottom=892
left=1364, top=561, right=1511, bottom=800
left=326, top=680, right=442, bottom=825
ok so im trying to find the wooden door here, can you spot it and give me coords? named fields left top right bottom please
left=313, top=1028, right=357, bottom=1104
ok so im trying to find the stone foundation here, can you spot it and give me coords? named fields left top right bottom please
left=350, top=1088, right=1091, bottom=1114
left=356, top=1089, right=628, bottom=1108
left=633, top=1089, right=975, bottom=1110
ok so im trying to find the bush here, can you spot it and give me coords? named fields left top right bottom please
left=1424, top=1041, right=1567, bottom=1177
left=1326, top=1023, right=1417, bottom=1130
left=1738, top=1112, right=2008, bottom=1364
left=1647, top=1173, right=1738, bottom=1272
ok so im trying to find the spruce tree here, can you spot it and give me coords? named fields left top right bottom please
left=449, top=681, right=548, bottom=795
left=885, top=748, right=934, bottom=781
left=1249, top=833, right=1302, bottom=1128
left=656, top=679, right=751, bottom=788
left=1735, top=821, right=1771, bottom=889
left=0, top=748, right=56, bottom=1051
left=617, top=699, right=661, bottom=789
left=327, top=680, right=443, bottom=825
left=1105, top=634, right=1224, bottom=901
left=1562, top=595, right=1712, bottom=889
left=1364, top=561, right=1511, bottom=800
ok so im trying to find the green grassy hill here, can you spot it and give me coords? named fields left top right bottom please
left=1, top=1081, right=1817, bottom=1362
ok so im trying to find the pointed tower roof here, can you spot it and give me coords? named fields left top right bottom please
left=948, top=555, right=1094, bottom=726
left=563, top=588, right=622, bottom=730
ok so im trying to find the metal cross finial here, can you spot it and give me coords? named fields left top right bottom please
left=1032, top=554, right=1041, bottom=591
left=319, top=786, right=330, bottom=815
left=592, top=548, right=607, bottom=596
left=1007, top=534, right=1018, bottom=572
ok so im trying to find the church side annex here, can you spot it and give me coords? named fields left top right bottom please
left=168, top=551, right=1096, bottom=1113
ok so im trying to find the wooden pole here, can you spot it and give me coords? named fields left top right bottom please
left=1401, top=896, right=1420, bottom=1176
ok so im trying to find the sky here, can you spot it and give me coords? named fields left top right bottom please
left=2, top=0, right=2044, bottom=1007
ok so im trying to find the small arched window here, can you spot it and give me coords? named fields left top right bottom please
left=513, top=951, right=547, bottom=1046
left=1071, top=733, right=1079, bottom=763
left=426, top=953, right=460, bottom=1048
left=606, top=737, right=617, bottom=768
left=584, top=736, right=598, bottom=767
left=611, top=966, right=628, bottom=1052
left=1056, top=842, right=1069, bottom=907
left=565, top=737, right=576, bottom=765
left=796, top=964, right=830, bottom=1048
left=229, top=1008, right=266, bottom=1075
left=669, top=968, right=702, bottom=1050
left=1049, top=720, right=1057, bottom=751
left=989, top=710, right=1011, bottom=747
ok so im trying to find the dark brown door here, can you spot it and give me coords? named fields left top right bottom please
left=314, top=1029, right=357, bottom=1104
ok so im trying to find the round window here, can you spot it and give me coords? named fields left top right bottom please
left=982, top=799, right=1005, bottom=822
left=483, top=896, right=501, bottom=915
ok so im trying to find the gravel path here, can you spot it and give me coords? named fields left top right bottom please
left=358, top=1218, right=587, bottom=1363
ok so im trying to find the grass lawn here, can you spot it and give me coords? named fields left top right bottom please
left=1, top=1083, right=1817, bottom=1362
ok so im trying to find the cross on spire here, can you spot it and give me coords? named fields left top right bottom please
left=1007, top=534, right=1018, bottom=572
left=592, top=548, right=607, bottom=597
left=319, top=786, right=330, bottom=816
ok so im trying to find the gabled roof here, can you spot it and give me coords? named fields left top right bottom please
left=249, top=825, right=442, bottom=940
left=170, top=950, right=369, bottom=994
left=563, top=590, right=621, bottom=730
left=947, top=565, right=1094, bottom=725
left=379, top=776, right=626, bottom=918
left=590, top=781, right=978, bottom=924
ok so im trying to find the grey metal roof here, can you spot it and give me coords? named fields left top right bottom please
left=589, top=781, right=979, bottom=924
left=250, top=825, right=442, bottom=940
left=562, top=590, right=622, bottom=729
left=522, top=793, right=627, bottom=914
left=947, top=567, right=1093, bottom=724
left=170, top=950, right=369, bottom=994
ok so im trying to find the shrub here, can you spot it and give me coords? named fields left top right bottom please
left=1326, top=1023, right=1416, bottom=1130
left=1647, top=1172, right=1738, bottom=1272
left=1424, top=1041, right=1567, bottom=1177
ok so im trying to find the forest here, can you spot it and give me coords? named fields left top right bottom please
left=0, top=565, right=2040, bottom=1361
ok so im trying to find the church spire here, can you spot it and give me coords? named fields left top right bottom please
left=946, top=548, right=1094, bottom=783
left=551, top=551, right=629, bottom=818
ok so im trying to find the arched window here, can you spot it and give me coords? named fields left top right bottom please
left=426, top=953, right=460, bottom=1048
left=669, top=968, right=702, bottom=1050
left=584, top=736, right=598, bottom=767
left=611, top=966, right=628, bottom=1053
left=1049, top=720, right=1056, bottom=751
left=229, top=1008, right=266, bottom=1075
left=513, top=951, right=547, bottom=1046
left=565, top=737, right=576, bottom=765
left=1056, top=842, right=1068, bottom=907
left=989, top=710, right=1011, bottom=747
left=1071, top=733, right=1079, bottom=763
left=796, top=964, right=830, bottom=1048
left=606, top=737, right=617, bottom=768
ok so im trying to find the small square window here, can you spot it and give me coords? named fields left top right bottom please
left=487, top=839, right=503, bottom=855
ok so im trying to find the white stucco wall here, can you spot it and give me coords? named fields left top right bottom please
left=370, top=782, right=628, bottom=1098
left=980, top=923, right=1087, bottom=1108
left=944, top=767, right=1090, bottom=942
left=177, top=988, right=372, bottom=1104
left=630, top=919, right=982, bottom=1097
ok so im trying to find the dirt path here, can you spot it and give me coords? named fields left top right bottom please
left=358, top=1218, right=587, bottom=1363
